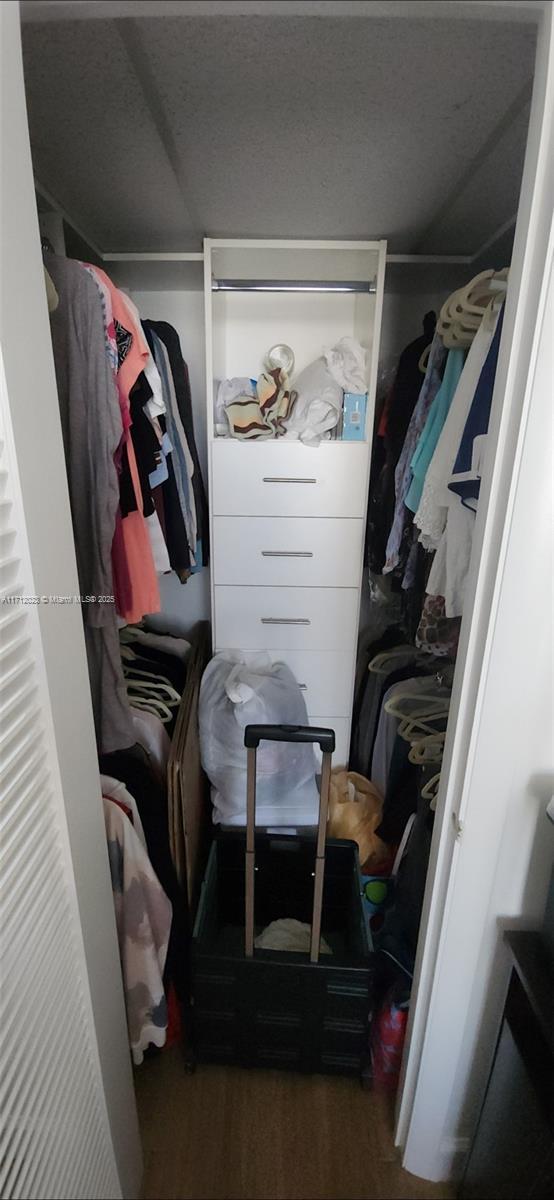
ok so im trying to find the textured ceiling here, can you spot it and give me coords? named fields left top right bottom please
left=21, top=9, right=536, bottom=255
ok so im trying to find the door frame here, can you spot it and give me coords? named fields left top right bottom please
left=396, top=0, right=554, bottom=1180
left=1, top=4, right=143, bottom=1195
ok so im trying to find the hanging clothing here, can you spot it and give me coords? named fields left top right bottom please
left=449, top=304, right=505, bottom=510
left=383, top=332, right=447, bottom=575
left=46, top=253, right=134, bottom=753
left=131, top=709, right=171, bottom=781
left=100, top=773, right=147, bottom=848
left=103, top=796, right=172, bottom=1066
left=146, top=328, right=199, bottom=552
left=379, top=312, right=436, bottom=459
left=405, top=348, right=465, bottom=515
left=128, top=374, right=158, bottom=517
left=425, top=501, right=474, bottom=618
left=425, top=304, right=504, bottom=618
left=146, top=320, right=209, bottom=566
left=119, top=437, right=161, bottom=621
left=121, top=292, right=166, bottom=422
left=82, top=265, right=120, bottom=388
left=98, top=746, right=188, bottom=1005
left=121, top=625, right=191, bottom=664
left=145, top=327, right=196, bottom=570
left=371, top=673, right=451, bottom=797
left=413, top=305, right=499, bottom=552
left=350, top=650, right=431, bottom=780
left=85, top=265, right=161, bottom=624
left=377, top=708, right=447, bottom=847
left=378, top=783, right=436, bottom=975
left=415, top=593, right=461, bottom=658
left=146, top=511, right=171, bottom=575
left=350, top=626, right=407, bottom=774
left=366, top=314, right=436, bottom=574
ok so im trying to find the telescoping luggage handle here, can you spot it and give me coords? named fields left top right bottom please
left=243, top=724, right=335, bottom=964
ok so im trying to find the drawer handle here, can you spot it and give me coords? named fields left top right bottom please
left=260, top=618, right=311, bottom=626
left=261, top=551, right=314, bottom=558
left=262, top=476, right=317, bottom=484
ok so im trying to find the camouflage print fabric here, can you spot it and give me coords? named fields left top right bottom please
left=103, top=797, right=172, bottom=1065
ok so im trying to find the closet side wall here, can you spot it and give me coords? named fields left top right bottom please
left=1, top=5, right=142, bottom=1196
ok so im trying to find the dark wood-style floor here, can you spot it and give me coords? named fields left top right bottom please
left=136, top=1048, right=454, bottom=1200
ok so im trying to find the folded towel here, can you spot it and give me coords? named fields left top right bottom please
left=225, top=368, right=296, bottom=439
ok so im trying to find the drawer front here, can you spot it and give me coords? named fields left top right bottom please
left=266, top=650, right=353, bottom=717
left=213, top=516, right=363, bottom=587
left=309, top=717, right=350, bottom=769
left=214, top=586, right=358, bottom=652
left=212, top=440, right=368, bottom=518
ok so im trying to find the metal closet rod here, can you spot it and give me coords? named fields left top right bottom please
left=211, top=278, right=377, bottom=294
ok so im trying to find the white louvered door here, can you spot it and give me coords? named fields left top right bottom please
left=0, top=350, right=123, bottom=1200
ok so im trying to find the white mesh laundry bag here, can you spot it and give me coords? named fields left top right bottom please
left=199, top=652, right=319, bottom=826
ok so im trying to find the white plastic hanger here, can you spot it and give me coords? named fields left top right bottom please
left=367, top=645, right=416, bottom=674
left=418, top=344, right=431, bottom=374
left=438, top=268, right=509, bottom=348
left=409, top=731, right=446, bottom=765
left=124, top=675, right=181, bottom=703
left=398, top=709, right=449, bottom=741
left=126, top=694, right=174, bottom=723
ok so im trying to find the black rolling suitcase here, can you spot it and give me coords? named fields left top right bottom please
left=191, top=725, right=373, bottom=1079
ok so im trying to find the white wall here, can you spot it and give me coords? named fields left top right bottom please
left=379, top=291, right=443, bottom=376
left=400, top=5, right=554, bottom=1180
left=1, top=5, right=142, bottom=1196
left=212, top=290, right=376, bottom=379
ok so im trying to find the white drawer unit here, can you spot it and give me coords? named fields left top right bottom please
left=309, top=718, right=351, bottom=770
left=212, top=516, right=364, bottom=588
left=266, top=650, right=353, bottom=717
left=205, top=239, right=387, bottom=774
left=212, top=440, right=368, bottom=518
left=214, top=585, right=359, bottom=652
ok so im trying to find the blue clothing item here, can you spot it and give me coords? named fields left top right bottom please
left=405, top=348, right=465, bottom=513
left=148, top=431, right=172, bottom=489
left=449, top=305, right=504, bottom=511
left=383, top=331, right=447, bottom=574
left=190, top=537, right=203, bottom=575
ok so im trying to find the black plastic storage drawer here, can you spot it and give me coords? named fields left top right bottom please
left=191, top=832, right=373, bottom=1077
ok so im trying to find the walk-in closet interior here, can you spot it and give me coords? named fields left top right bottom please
left=3, top=1, right=553, bottom=1197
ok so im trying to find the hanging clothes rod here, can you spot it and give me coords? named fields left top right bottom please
left=211, top=278, right=377, bottom=294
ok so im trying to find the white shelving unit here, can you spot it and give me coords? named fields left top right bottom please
left=204, top=238, right=387, bottom=768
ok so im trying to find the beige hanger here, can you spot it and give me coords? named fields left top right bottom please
left=443, top=324, right=475, bottom=349
left=438, top=267, right=508, bottom=349
left=398, top=709, right=449, bottom=741
left=421, top=772, right=442, bottom=811
left=453, top=270, right=496, bottom=318
left=367, top=645, right=415, bottom=675
left=384, top=687, right=450, bottom=716
left=438, top=288, right=475, bottom=348
left=418, top=345, right=431, bottom=374
left=409, top=731, right=446, bottom=765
